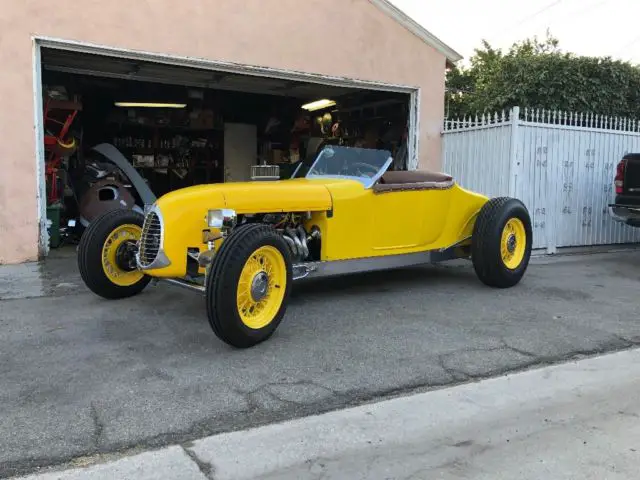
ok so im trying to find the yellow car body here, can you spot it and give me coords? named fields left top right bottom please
left=78, top=145, right=532, bottom=349
left=142, top=177, right=488, bottom=279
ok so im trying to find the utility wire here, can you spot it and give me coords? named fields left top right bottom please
left=487, top=0, right=565, bottom=44
left=488, top=0, right=614, bottom=54
left=614, top=34, right=640, bottom=57
left=558, top=0, right=610, bottom=21
left=513, top=0, right=564, bottom=28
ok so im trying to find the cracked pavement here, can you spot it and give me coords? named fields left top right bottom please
left=181, top=444, right=215, bottom=480
left=1, top=247, right=640, bottom=477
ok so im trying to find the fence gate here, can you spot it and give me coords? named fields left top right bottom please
left=442, top=107, right=640, bottom=252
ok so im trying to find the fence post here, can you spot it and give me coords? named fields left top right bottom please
left=508, top=106, right=520, bottom=198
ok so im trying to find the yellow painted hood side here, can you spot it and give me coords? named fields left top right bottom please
left=157, top=178, right=333, bottom=214
left=144, top=179, right=334, bottom=277
left=218, top=178, right=332, bottom=213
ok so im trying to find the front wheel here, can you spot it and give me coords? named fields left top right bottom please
left=206, top=224, right=293, bottom=348
left=77, top=209, right=151, bottom=299
left=471, top=197, right=532, bottom=288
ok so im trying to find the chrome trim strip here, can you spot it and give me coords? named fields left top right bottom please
left=291, top=248, right=465, bottom=281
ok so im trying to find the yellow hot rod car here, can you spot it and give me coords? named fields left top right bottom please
left=78, top=145, right=532, bottom=348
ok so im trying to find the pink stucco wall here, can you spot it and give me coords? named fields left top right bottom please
left=0, top=0, right=447, bottom=264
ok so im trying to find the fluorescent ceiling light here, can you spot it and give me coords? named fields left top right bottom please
left=301, top=99, right=336, bottom=111
left=114, top=102, right=187, bottom=108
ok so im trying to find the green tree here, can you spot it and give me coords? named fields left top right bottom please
left=445, top=32, right=640, bottom=120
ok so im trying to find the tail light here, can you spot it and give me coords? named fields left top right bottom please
left=615, top=159, right=627, bottom=194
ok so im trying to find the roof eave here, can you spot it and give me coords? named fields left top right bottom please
left=369, top=0, right=463, bottom=65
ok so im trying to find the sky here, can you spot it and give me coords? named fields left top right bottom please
left=388, top=0, right=640, bottom=65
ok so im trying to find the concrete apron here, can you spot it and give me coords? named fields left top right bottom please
left=15, top=347, right=640, bottom=480
left=0, top=247, right=81, bottom=301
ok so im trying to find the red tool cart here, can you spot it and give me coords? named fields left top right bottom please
left=43, top=96, right=82, bottom=204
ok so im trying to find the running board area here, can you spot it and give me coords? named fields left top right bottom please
left=292, top=247, right=466, bottom=281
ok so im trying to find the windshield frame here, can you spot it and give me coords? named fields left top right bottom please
left=294, top=145, right=393, bottom=189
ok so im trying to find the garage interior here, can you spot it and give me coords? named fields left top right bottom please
left=39, top=48, right=411, bottom=251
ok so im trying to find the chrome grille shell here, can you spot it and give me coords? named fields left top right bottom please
left=137, top=206, right=168, bottom=269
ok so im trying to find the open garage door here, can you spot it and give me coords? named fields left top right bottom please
left=33, top=39, right=418, bottom=257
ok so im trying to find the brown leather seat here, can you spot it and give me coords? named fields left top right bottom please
left=373, top=170, right=454, bottom=193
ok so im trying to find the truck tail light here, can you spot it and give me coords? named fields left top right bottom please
left=615, top=159, right=627, bottom=194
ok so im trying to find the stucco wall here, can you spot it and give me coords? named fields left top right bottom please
left=0, top=0, right=447, bottom=264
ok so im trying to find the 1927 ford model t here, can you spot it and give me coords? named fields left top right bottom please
left=78, top=145, right=532, bottom=348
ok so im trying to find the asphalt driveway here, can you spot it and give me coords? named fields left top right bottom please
left=1, top=247, right=640, bottom=477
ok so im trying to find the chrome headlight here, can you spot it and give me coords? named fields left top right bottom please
left=207, top=209, right=237, bottom=229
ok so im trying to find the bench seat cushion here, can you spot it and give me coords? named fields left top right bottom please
left=373, top=170, right=454, bottom=193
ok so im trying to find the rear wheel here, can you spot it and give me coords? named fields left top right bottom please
left=77, top=209, right=150, bottom=299
left=471, top=197, right=532, bottom=288
left=206, top=224, right=293, bottom=348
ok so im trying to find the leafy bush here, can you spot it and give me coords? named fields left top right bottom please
left=446, top=32, right=640, bottom=119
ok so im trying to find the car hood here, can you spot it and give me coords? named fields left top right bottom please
left=155, top=178, right=336, bottom=214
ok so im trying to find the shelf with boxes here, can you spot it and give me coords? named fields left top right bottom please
left=108, top=121, right=224, bottom=195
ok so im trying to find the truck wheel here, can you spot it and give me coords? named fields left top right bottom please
left=206, top=224, right=293, bottom=348
left=77, top=209, right=150, bottom=299
left=471, top=197, right=532, bottom=288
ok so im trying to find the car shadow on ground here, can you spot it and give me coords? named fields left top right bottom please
left=148, top=261, right=480, bottom=323
left=290, top=262, right=478, bottom=301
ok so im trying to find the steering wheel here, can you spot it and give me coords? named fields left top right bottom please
left=348, top=162, right=380, bottom=177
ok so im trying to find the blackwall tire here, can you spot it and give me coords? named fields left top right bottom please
left=206, top=224, right=293, bottom=348
left=77, top=209, right=151, bottom=299
left=471, top=197, right=533, bottom=288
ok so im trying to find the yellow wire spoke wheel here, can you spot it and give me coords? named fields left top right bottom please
left=101, top=223, right=144, bottom=287
left=236, top=245, right=287, bottom=330
left=500, top=218, right=527, bottom=270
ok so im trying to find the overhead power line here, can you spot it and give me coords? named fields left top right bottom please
left=561, top=0, right=610, bottom=21
left=487, top=0, right=565, bottom=44
left=513, top=0, right=564, bottom=28
left=614, top=34, right=640, bottom=58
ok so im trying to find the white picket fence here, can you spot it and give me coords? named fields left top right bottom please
left=442, top=107, right=640, bottom=252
